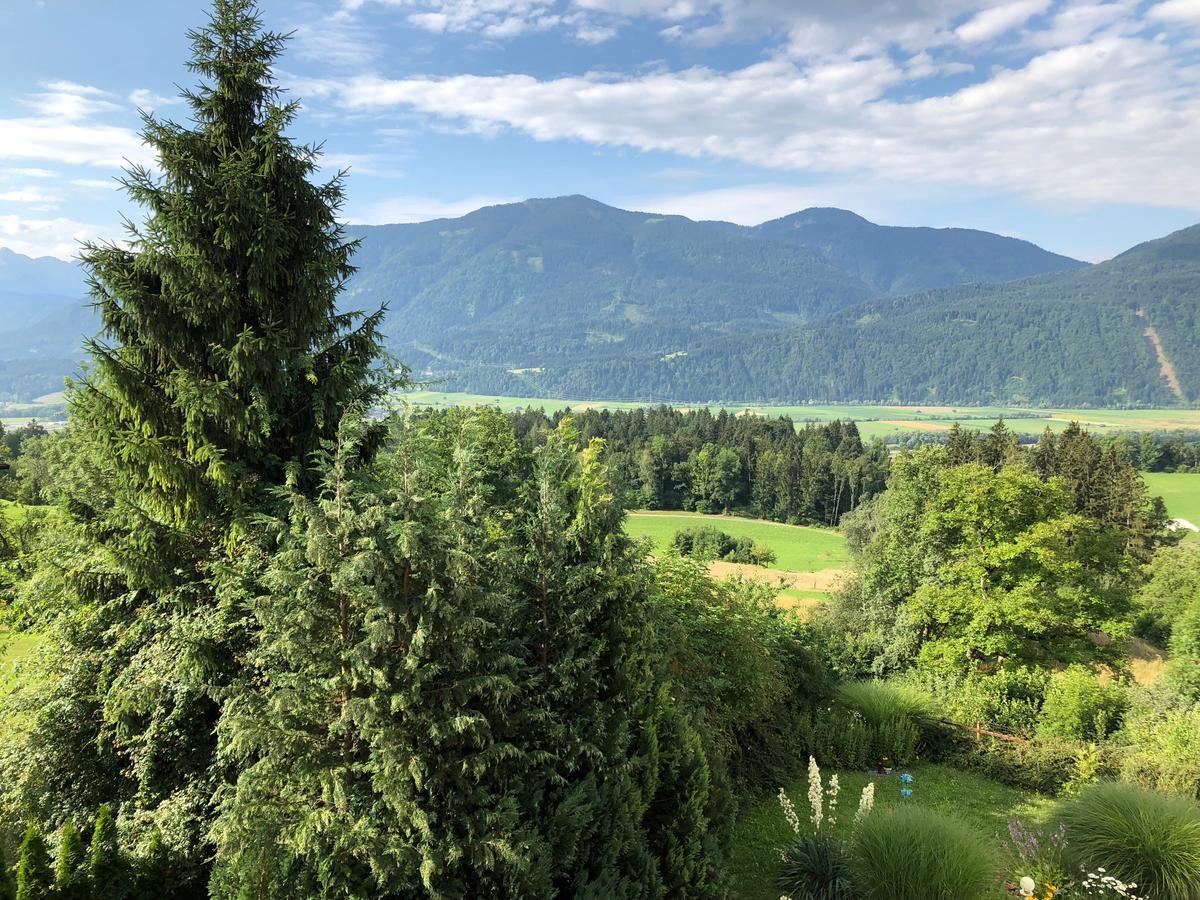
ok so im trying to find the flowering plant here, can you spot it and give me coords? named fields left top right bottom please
left=1009, top=819, right=1070, bottom=892
left=1077, top=869, right=1144, bottom=899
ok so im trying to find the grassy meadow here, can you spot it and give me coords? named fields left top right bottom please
left=624, top=510, right=850, bottom=573
left=402, top=390, right=1200, bottom=441
left=1144, top=471, right=1200, bottom=527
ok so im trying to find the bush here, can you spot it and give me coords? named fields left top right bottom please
left=850, top=805, right=994, bottom=900
left=796, top=708, right=873, bottom=771
left=778, top=833, right=854, bottom=900
left=939, top=731, right=1092, bottom=795
left=1038, top=666, right=1128, bottom=743
left=1055, top=782, right=1200, bottom=900
left=670, top=526, right=775, bottom=566
left=927, top=667, right=1049, bottom=736
left=650, top=556, right=829, bottom=790
left=1121, top=706, right=1200, bottom=800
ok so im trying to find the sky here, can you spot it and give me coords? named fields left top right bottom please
left=1, top=0, right=1199, bottom=263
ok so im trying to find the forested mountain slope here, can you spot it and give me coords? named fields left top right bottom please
left=3, top=199, right=1188, bottom=407
left=744, top=206, right=1088, bottom=295
left=342, top=195, right=874, bottom=367
left=458, top=223, right=1200, bottom=405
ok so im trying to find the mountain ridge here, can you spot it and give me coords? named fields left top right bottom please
left=3, top=197, right=1191, bottom=407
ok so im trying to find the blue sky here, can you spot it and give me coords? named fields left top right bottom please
left=1, top=0, right=1199, bottom=262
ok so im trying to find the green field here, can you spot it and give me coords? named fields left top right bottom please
left=729, top=763, right=1055, bottom=900
left=402, top=391, right=1200, bottom=441
left=624, top=511, right=849, bottom=572
left=1144, top=472, right=1200, bottom=541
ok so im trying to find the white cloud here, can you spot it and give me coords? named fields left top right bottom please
left=128, top=88, right=179, bottom=111
left=0, top=82, right=148, bottom=170
left=0, top=214, right=108, bottom=260
left=312, top=28, right=1200, bottom=211
left=349, top=193, right=522, bottom=223
left=3, top=168, right=57, bottom=179
left=955, top=0, right=1051, bottom=42
left=0, top=188, right=62, bottom=204
left=1148, top=0, right=1200, bottom=25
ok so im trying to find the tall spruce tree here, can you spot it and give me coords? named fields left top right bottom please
left=2, top=0, right=382, bottom=887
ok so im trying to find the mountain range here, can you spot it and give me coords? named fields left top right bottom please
left=1, top=196, right=1195, bottom=407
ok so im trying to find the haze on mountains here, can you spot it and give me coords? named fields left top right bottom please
left=0, top=194, right=1195, bottom=407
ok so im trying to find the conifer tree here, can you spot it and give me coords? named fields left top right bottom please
left=4, top=0, right=384, bottom=881
left=369, top=411, right=541, bottom=897
left=515, top=421, right=661, bottom=897
left=53, top=823, right=87, bottom=900
left=15, top=827, right=51, bottom=900
left=89, top=805, right=126, bottom=900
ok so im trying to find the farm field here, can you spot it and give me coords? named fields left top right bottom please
left=402, top=391, right=1200, bottom=441
left=1144, top=471, right=1200, bottom=541
left=728, top=763, right=1056, bottom=900
left=624, top=510, right=850, bottom=573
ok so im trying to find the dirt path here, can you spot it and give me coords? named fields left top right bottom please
left=1136, top=309, right=1186, bottom=401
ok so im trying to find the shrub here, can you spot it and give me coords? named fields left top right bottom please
left=778, top=833, right=854, bottom=900
left=940, top=667, right=1049, bottom=736
left=1055, top=782, right=1200, bottom=900
left=1120, top=706, right=1200, bottom=800
left=850, top=805, right=994, bottom=900
left=939, top=731, right=1089, bottom=794
left=670, top=526, right=775, bottom=566
left=796, top=708, right=873, bottom=771
left=1038, top=666, right=1128, bottom=743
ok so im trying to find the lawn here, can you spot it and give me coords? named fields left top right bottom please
left=729, top=763, right=1056, bottom=900
left=624, top=511, right=850, bottom=573
left=1144, top=471, right=1200, bottom=530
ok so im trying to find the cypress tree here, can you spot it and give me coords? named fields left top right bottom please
left=370, top=411, right=541, bottom=897
left=53, top=823, right=87, bottom=900
left=4, top=0, right=384, bottom=881
left=516, top=421, right=661, bottom=897
left=14, top=827, right=51, bottom=900
left=89, top=806, right=125, bottom=900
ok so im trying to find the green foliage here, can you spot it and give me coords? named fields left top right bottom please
left=835, top=681, right=936, bottom=731
left=828, top=445, right=1146, bottom=677
left=89, top=805, right=125, bottom=900
left=1121, top=706, right=1200, bottom=800
left=54, top=822, right=87, bottom=900
left=1037, top=666, right=1129, bottom=742
left=0, top=1, right=388, bottom=886
left=0, top=838, right=12, bottom=900
left=849, top=805, right=994, bottom=900
left=939, top=733, right=1088, bottom=795
left=1055, top=782, right=1200, bottom=900
left=915, top=667, right=1050, bottom=736
left=777, top=832, right=854, bottom=900
left=15, top=827, right=51, bottom=900
left=649, top=555, right=826, bottom=791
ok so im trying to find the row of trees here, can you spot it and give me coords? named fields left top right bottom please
left=506, top=407, right=889, bottom=525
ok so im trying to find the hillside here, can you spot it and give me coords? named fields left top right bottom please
left=462, top=223, right=1200, bottom=405
left=342, top=195, right=875, bottom=369
left=744, top=207, right=1088, bottom=295
left=2, top=197, right=1177, bottom=406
